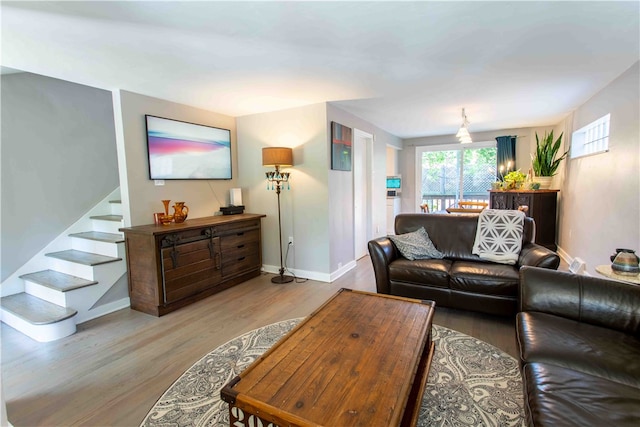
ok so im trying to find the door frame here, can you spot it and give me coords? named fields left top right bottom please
left=353, top=128, right=374, bottom=260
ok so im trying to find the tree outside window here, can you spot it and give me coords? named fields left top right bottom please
left=421, top=146, right=496, bottom=212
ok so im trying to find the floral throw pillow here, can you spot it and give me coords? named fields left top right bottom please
left=389, top=227, right=444, bottom=261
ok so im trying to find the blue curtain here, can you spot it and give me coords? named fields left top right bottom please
left=496, top=136, right=516, bottom=179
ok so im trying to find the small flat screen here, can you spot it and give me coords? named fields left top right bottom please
left=386, top=177, right=401, bottom=189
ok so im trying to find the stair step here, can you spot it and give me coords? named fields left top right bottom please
left=69, top=231, right=124, bottom=244
left=90, top=214, right=122, bottom=222
left=20, top=270, right=98, bottom=292
left=45, top=249, right=122, bottom=266
left=1, top=293, right=77, bottom=325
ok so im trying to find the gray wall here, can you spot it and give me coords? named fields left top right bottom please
left=113, top=90, right=237, bottom=227
left=326, top=104, right=402, bottom=272
left=236, top=102, right=398, bottom=279
left=1, top=73, right=119, bottom=281
left=557, top=61, right=640, bottom=273
left=237, top=103, right=331, bottom=277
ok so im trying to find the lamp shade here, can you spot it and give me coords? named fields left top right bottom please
left=262, top=147, right=293, bottom=167
left=456, top=126, right=470, bottom=139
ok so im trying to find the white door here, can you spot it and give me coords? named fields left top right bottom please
left=353, top=129, right=373, bottom=260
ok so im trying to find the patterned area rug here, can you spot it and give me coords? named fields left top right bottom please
left=141, top=319, right=524, bottom=427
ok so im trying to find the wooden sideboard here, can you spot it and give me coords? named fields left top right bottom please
left=120, top=213, right=265, bottom=316
left=489, top=190, right=559, bottom=251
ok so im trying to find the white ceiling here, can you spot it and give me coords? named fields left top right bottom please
left=2, top=1, right=638, bottom=138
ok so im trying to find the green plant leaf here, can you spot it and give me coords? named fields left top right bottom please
left=533, top=131, right=568, bottom=176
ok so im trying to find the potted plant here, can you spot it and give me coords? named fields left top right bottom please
left=532, top=131, right=569, bottom=189
left=503, top=170, right=527, bottom=190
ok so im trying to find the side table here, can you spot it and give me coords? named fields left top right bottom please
left=595, top=264, right=640, bottom=285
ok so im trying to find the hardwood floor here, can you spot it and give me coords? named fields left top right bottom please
left=2, top=256, right=519, bottom=427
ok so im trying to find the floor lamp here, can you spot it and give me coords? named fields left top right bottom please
left=262, top=147, right=294, bottom=284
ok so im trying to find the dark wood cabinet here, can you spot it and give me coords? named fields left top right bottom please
left=489, top=190, right=559, bottom=251
left=120, top=214, right=265, bottom=316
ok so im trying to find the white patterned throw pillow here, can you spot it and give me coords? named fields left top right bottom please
left=389, top=227, right=444, bottom=261
left=472, top=209, right=525, bottom=265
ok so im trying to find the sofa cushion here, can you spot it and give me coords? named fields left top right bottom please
left=388, top=258, right=452, bottom=289
left=517, top=312, right=640, bottom=388
left=449, top=261, right=519, bottom=296
left=472, top=209, right=525, bottom=265
left=523, top=362, right=640, bottom=427
left=394, top=214, right=537, bottom=263
left=388, top=227, right=444, bottom=260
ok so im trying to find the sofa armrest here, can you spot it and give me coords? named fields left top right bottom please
left=367, top=237, right=399, bottom=294
left=518, top=243, right=560, bottom=270
left=519, top=266, right=640, bottom=335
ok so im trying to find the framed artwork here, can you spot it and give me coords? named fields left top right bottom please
left=331, top=121, right=352, bottom=171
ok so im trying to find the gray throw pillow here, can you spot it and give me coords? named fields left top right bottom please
left=389, top=227, right=444, bottom=261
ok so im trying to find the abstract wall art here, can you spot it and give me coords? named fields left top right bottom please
left=331, top=121, right=352, bottom=171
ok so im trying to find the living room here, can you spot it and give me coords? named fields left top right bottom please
left=1, top=1, right=639, bottom=426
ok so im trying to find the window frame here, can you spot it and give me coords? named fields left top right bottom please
left=414, top=140, right=496, bottom=212
left=571, top=113, right=610, bottom=159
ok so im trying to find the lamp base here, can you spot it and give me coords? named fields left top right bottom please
left=271, top=274, right=294, bottom=284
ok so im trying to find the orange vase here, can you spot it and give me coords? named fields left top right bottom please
left=161, top=200, right=171, bottom=216
left=173, top=202, right=189, bottom=223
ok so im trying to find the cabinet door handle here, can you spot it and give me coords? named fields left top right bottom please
left=236, top=232, right=244, bottom=236
left=208, top=240, right=215, bottom=258
left=237, top=244, right=245, bottom=249
left=237, top=256, right=246, bottom=261
left=170, top=249, right=178, bottom=269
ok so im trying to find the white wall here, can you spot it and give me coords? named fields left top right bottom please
left=386, top=146, right=400, bottom=175
left=113, top=90, right=237, bottom=227
left=237, top=103, right=331, bottom=279
left=1, top=73, right=119, bottom=282
left=557, top=61, right=640, bottom=273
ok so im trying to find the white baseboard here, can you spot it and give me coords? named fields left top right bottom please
left=556, top=246, right=570, bottom=264
left=79, top=297, right=131, bottom=324
left=262, top=261, right=357, bottom=283
left=556, top=246, right=590, bottom=276
left=329, top=261, right=357, bottom=282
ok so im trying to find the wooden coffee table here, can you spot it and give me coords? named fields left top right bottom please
left=221, top=288, right=435, bottom=427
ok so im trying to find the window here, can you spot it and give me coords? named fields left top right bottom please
left=417, top=142, right=496, bottom=212
left=571, top=114, right=610, bottom=159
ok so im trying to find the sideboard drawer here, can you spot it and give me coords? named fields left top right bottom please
left=220, top=229, right=260, bottom=250
left=214, top=219, right=261, bottom=236
left=121, top=214, right=265, bottom=316
left=222, top=243, right=261, bottom=278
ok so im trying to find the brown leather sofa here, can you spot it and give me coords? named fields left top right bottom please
left=516, top=267, right=640, bottom=426
left=367, top=213, right=560, bottom=316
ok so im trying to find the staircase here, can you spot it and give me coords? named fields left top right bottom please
left=0, top=189, right=129, bottom=342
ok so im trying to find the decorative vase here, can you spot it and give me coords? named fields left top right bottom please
left=611, top=249, right=640, bottom=276
left=173, top=202, right=189, bottom=223
left=534, top=176, right=553, bottom=189
left=162, top=200, right=171, bottom=216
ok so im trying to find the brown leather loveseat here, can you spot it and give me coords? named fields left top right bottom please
left=516, top=267, right=640, bottom=426
left=367, top=213, right=559, bottom=316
